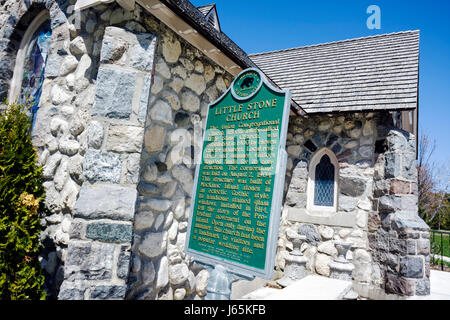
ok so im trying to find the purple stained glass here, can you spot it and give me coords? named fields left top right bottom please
left=18, top=21, right=51, bottom=129
left=314, top=154, right=335, bottom=207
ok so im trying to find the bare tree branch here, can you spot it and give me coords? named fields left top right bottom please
left=417, top=132, right=450, bottom=227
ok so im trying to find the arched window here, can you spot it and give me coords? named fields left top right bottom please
left=8, top=11, right=51, bottom=129
left=314, top=154, right=335, bottom=206
left=307, top=148, right=339, bottom=214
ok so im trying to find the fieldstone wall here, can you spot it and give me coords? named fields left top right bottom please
left=0, top=0, right=103, bottom=299
left=1, top=0, right=429, bottom=300
left=58, top=23, right=157, bottom=299
left=125, top=22, right=233, bottom=301
left=279, top=111, right=430, bottom=298
left=369, top=129, right=430, bottom=296
left=278, top=112, right=383, bottom=288
left=1, top=0, right=186, bottom=299
left=2, top=0, right=233, bottom=300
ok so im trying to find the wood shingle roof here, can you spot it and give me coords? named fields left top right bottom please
left=249, top=31, right=420, bottom=114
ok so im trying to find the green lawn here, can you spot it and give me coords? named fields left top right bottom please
left=430, top=231, right=450, bottom=258
left=433, top=259, right=450, bottom=269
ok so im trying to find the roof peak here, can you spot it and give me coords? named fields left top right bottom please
left=249, top=30, right=420, bottom=57
left=196, top=3, right=216, bottom=14
left=197, top=3, right=216, bottom=8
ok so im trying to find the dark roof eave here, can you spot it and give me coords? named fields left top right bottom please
left=158, top=0, right=304, bottom=115
left=301, top=106, right=417, bottom=115
left=161, top=0, right=256, bottom=70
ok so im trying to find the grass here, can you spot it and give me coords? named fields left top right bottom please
left=430, top=230, right=450, bottom=258
left=432, top=259, right=450, bottom=267
left=431, top=259, right=450, bottom=272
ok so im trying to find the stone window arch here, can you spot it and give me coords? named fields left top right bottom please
left=307, top=147, right=339, bottom=214
left=8, top=10, right=51, bottom=129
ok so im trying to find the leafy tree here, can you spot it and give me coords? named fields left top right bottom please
left=432, top=194, right=450, bottom=230
left=0, top=103, right=47, bottom=300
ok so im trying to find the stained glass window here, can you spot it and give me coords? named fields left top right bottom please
left=18, top=20, right=51, bottom=130
left=314, top=154, right=335, bottom=207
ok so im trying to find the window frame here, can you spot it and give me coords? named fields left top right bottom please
left=306, top=147, right=339, bottom=215
left=8, top=10, right=50, bottom=104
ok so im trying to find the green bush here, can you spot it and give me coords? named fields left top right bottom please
left=0, top=103, right=47, bottom=300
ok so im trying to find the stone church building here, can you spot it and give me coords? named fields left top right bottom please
left=0, top=0, right=429, bottom=300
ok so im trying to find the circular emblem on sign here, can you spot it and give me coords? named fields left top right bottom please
left=231, top=69, right=262, bottom=100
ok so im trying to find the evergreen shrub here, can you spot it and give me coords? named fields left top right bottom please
left=0, top=103, right=47, bottom=300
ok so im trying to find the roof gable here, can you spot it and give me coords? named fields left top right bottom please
left=197, top=3, right=221, bottom=32
left=197, top=4, right=214, bottom=15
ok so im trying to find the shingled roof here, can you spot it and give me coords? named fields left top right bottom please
left=249, top=31, right=420, bottom=113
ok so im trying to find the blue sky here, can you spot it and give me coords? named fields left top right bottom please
left=192, top=0, right=450, bottom=167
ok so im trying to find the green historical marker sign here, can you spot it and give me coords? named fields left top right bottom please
left=185, top=68, right=291, bottom=279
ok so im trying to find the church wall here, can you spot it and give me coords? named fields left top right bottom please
left=0, top=0, right=98, bottom=299
left=125, top=17, right=234, bottom=301
left=280, top=111, right=430, bottom=298
left=0, top=0, right=233, bottom=300
left=279, top=112, right=385, bottom=293
left=0, top=0, right=429, bottom=300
